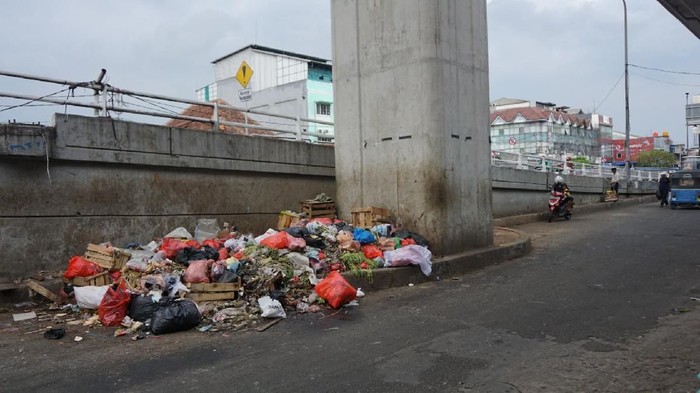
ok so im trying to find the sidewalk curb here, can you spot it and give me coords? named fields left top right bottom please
left=344, top=227, right=532, bottom=291
left=493, top=195, right=657, bottom=227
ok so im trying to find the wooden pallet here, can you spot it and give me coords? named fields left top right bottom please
left=277, top=211, right=300, bottom=230
left=351, top=207, right=392, bottom=228
left=65, top=271, right=110, bottom=287
left=185, top=281, right=241, bottom=302
left=84, top=244, right=130, bottom=270
left=300, top=201, right=336, bottom=219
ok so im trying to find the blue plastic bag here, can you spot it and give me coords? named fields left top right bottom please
left=352, top=228, right=376, bottom=245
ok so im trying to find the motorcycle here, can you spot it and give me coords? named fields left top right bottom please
left=547, top=190, right=574, bottom=222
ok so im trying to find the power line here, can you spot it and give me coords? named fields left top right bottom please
left=0, top=87, right=70, bottom=113
left=593, top=71, right=625, bottom=113
left=630, top=71, right=700, bottom=87
left=629, top=64, right=700, bottom=76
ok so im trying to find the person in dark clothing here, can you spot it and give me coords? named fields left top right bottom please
left=658, top=172, right=671, bottom=207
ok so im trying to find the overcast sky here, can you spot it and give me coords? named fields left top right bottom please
left=1, top=0, right=699, bottom=146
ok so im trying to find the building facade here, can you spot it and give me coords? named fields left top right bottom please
left=196, top=45, right=334, bottom=142
left=489, top=98, right=612, bottom=162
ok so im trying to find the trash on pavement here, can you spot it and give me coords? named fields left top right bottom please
left=12, top=311, right=37, bottom=322
left=43, top=328, right=65, bottom=340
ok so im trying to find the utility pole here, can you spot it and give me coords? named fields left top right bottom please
left=622, top=0, right=631, bottom=183
left=686, top=92, right=690, bottom=154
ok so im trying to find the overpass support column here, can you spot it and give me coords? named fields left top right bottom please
left=331, top=0, right=493, bottom=255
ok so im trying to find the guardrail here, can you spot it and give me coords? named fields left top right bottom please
left=491, top=150, right=662, bottom=181
left=0, top=68, right=334, bottom=144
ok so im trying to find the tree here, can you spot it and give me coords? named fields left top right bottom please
left=572, top=156, right=589, bottom=164
left=635, top=150, right=676, bottom=167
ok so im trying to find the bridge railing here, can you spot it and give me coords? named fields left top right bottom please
left=491, top=150, right=661, bottom=181
left=0, top=68, right=334, bottom=144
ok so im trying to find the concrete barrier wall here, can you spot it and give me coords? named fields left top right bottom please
left=0, top=115, right=655, bottom=277
left=0, top=115, right=336, bottom=277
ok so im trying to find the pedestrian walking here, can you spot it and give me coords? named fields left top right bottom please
left=610, top=168, right=620, bottom=196
left=658, top=172, right=671, bottom=207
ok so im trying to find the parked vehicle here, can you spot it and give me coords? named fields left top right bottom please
left=548, top=190, right=574, bottom=222
left=669, top=156, right=700, bottom=209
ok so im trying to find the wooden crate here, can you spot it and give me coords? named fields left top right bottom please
left=300, top=201, right=336, bottom=219
left=84, top=244, right=131, bottom=270
left=66, top=271, right=110, bottom=287
left=351, top=207, right=392, bottom=228
left=277, top=211, right=300, bottom=230
left=185, top=281, right=241, bottom=302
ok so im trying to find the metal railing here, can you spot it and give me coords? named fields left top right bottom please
left=0, top=68, right=334, bottom=143
left=491, top=150, right=662, bottom=181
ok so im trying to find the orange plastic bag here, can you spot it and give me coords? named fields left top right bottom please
left=161, top=238, right=200, bottom=259
left=98, top=281, right=131, bottom=326
left=260, top=231, right=290, bottom=249
left=362, top=244, right=383, bottom=259
left=64, top=256, right=102, bottom=279
left=400, top=238, right=417, bottom=247
left=314, top=271, right=357, bottom=309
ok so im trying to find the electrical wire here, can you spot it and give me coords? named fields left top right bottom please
left=630, top=71, right=700, bottom=88
left=629, top=64, right=700, bottom=76
left=0, top=87, right=70, bottom=113
left=593, top=72, right=625, bottom=113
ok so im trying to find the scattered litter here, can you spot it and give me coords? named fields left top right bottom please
left=12, top=204, right=433, bottom=337
left=13, top=312, right=37, bottom=322
left=74, top=336, right=83, bottom=342
left=408, top=283, right=415, bottom=287
left=43, top=328, right=65, bottom=340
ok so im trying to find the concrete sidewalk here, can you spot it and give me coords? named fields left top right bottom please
left=346, top=195, right=656, bottom=291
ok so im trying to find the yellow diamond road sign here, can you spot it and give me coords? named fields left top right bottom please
left=235, top=61, right=253, bottom=88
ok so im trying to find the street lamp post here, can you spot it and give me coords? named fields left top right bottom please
left=622, top=0, right=631, bottom=183
left=686, top=92, right=690, bottom=152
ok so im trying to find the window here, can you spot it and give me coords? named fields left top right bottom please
left=316, top=102, right=331, bottom=116
left=519, top=127, right=524, bottom=134
left=498, top=129, right=504, bottom=136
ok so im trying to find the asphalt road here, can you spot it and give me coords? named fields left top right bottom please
left=1, top=202, right=699, bottom=392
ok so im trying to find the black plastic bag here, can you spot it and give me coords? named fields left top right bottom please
left=175, top=246, right=219, bottom=266
left=217, top=270, right=239, bottom=283
left=285, top=227, right=308, bottom=238
left=409, top=232, right=429, bottom=247
left=128, top=294, right=165, bottom=322
left=392, top=229, right=410, bottom=239
left=150, top=299, right=202, bottom=335
left=303, top=234, right=325, bottom=249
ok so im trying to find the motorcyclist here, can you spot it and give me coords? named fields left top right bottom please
left=552, top=175, right=573, bottom=212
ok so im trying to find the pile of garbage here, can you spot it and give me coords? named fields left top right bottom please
left=53, top=216, right=433, bottom=337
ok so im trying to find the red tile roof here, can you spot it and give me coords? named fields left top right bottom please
left=490, top=107, right=591, bottom=128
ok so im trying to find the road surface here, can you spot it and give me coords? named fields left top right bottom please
left=1, top=202, right=699, bottom=392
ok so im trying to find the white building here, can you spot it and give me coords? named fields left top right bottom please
left=196, top=45, right=334, bottom=142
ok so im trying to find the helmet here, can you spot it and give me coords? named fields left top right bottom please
left=555, top=175, right=564, bottom=184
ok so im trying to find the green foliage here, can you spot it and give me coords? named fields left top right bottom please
left=636, top=150, right=676, bottom=167
left=572, top=156, right=589, bottom=164
left=339, top=252, right=375, bottom=282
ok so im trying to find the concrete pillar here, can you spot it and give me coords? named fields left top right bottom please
left=331, top=0, right=493, bottom=255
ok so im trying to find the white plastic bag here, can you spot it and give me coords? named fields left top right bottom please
left=384, top=245, right=433, bottom=276
left=254, top=229, right=278, bottom=245
left=74, top=285, right=109, bottom=309
left=164, top=227, right=193, bottom=240
left=258, top=296, right=286, bottom=318
left=194, top=218, right=219, bottom=243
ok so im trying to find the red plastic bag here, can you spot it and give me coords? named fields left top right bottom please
left=98, top=281, right=131, bottom=327
left=260, top=231, right=290, bottom=249
left=362, top=244, right=383, bottom=259
left=202, top=239, right=222, bottom=250
left=217, top=247, right=228, bottom=261
left=64, top=256, right=102, bottom=279
left=401, top=238, right=417, bottom=247
left=287, top=234, right=307, bottom=251
left=184, top=260, right=212, bottom=283
left=161, top=238, right=200, bottom=259
left=315, top=271, right=357, bottom=309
